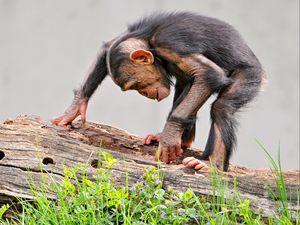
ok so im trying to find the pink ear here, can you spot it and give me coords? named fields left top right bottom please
left=130, top=49, right=154, bottom=64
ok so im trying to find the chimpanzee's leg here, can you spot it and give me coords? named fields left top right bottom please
left=181, top=123, right=196, bottom=148
left=201, top=66, right=263, bottom=171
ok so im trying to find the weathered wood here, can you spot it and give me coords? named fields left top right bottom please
left=0, top=115, right=299, bottom=220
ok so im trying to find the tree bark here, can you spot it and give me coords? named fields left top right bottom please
left=0, top=115, right=299, bottom=221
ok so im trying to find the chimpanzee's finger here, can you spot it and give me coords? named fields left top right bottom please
left=160, top=147, right=170, bottom=164
left=175, top=145, right=182, bottom=156
left=155, top=135, right=161, bottom=142
left=143, top=135, right=149, bottom=144
left=182, top=157, right=196, bottom=165
left=169, top=147, right=176, bottom=161
left=144, top=135, right=155, bottom=145
left=194, top=161, right=209, bottom=170
left=58, top=118, right=72, bottom=127
left=187, top=158, right=202, bottom=167
left=80, top=107, right=87, bottom=127
left=144, top=134, right=161, bottom=145
left=81, top=114, right=86, bottom=128
left=51, top=116, right=63, bottom=125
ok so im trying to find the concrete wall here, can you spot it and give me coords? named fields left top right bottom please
left=0, top=0, right=299, bottom=168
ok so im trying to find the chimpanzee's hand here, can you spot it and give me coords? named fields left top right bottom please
left=143, top=133, right=192, bottom=149
left=52, top=98, right=88, bottom=127
left=143, top=133, right=161, bottom=145
left=157, top=122, right=183, bottom=163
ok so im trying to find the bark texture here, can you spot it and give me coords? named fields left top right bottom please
left=0, top=115, right=299, bottom=220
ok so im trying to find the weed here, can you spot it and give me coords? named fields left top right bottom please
left=0, top=146, right=298, bottom=225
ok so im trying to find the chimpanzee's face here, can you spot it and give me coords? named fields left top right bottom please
left=112, top=49, right=170, bottom=101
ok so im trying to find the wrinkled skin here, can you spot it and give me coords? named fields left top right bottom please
left=143, top=132, right=209, bottom=171
left=158, top=121, right=183, bottom=163
left=182, top=157, right=209, bottom=171
left=52, top=98, right=88, bottom=127
left=143, top=134, right=194, bottom=149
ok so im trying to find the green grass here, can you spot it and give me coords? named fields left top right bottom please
left=0, top=147, right=298, bottom=225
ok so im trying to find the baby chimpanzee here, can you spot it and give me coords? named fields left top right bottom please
left=52, top=12, right=263, bottom=171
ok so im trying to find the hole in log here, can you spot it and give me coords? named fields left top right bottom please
left=91, top=159, right=99, bottom=168
left=42, top=157, right=55, bottom=165
left=0, top=151, right=5, bottom=160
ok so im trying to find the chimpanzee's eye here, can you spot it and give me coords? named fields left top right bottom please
left=131, top=82, right=139, bottom=90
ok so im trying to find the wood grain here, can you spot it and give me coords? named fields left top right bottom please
left=0, top=115, right=299, bottom=221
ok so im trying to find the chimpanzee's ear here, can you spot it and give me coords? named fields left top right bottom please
left=129, top=49, right=154, bottom=64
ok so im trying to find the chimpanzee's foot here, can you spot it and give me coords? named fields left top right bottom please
left=182, top=157, right=210, bottom=171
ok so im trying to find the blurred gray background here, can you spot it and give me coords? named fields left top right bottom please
left=0, top=0, right=299, bottom=169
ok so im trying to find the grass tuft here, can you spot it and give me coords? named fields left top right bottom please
left=0, top=145, right=298, bottom=224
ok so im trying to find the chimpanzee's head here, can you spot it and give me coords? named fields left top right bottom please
left=107, top=38, right=170, bottom=101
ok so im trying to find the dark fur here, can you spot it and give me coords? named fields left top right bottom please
left=78, top=12, right=263, bottom=171
left=82, top=53, right=107, bottom=98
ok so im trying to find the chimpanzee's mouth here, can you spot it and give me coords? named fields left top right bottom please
left=156, top=90, right=161, bottom=101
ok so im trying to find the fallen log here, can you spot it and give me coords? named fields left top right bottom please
left=0, top=115, right=299, bottom=220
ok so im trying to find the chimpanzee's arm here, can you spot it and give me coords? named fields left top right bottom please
left=52, top=48, right=108, bottom=127
left=80, top=49, right=108, bottom=99
left=155, top=48, right=232, bottom=163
